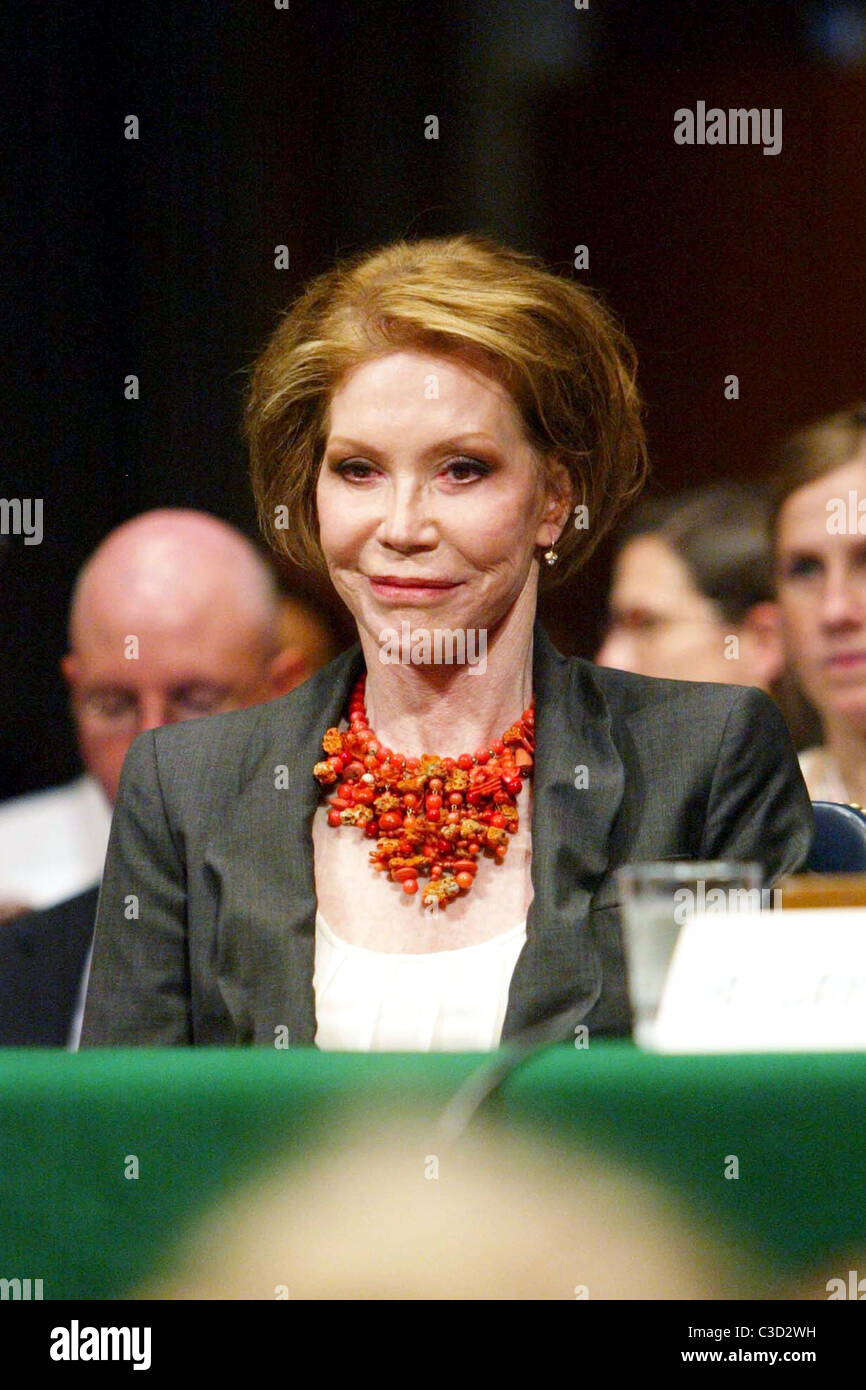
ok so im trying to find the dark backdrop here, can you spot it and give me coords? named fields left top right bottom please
left=3, top=0, right=865, bottom=799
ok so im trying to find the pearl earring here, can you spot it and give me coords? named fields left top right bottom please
left=544, top=547, right=558, bottom=566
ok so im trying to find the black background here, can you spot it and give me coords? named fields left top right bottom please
left=3, top=0, right=865, bottom=799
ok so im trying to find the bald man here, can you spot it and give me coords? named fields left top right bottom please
left=61, top=508, right=317, bottom=807
left=0, top=510, right=336, bottom=1044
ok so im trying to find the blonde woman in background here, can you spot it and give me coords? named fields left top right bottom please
left=772, top=404, right=866, bottom=802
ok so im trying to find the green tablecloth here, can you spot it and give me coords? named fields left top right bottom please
left=1, top=1044, right=864, bottom=1298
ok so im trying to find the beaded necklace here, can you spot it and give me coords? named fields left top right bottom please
left=313, top=673, right=535, bottom=911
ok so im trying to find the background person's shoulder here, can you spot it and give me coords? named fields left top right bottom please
left=572, top=657, right=769, bottom=725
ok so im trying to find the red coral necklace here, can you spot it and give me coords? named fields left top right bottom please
left=314, top=673, right=535, bottom=911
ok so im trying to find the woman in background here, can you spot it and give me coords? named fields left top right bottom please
left=771, top=404, right=866, bottom=803
left=596, top=483, right=818, bottom=749
left=596, top=484, right=783, bottom=689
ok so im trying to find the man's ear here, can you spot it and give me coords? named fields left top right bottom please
left=741, top=601, right=784, bottom=690
left=265, top=646, right=311, bottom=698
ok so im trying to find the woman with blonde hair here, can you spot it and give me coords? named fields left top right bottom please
left=771, top=404, right=866, bottom=803
left=81, top=234, right=811, bottom=1049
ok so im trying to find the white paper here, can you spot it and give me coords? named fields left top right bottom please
left=651, top=908, right=866, bottom=1052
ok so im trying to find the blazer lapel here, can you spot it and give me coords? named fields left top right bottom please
left=500, top=621, right=625, bottom=1040
left=205, top=620, right=624, bottom=1046
left=204, top=641, right=365, bottom=1044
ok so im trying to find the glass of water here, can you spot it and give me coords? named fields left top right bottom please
left=615, top=860, right=763, bottom=1048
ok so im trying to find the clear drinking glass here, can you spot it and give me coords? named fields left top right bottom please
left=615, top=860, right=763, bottom=1048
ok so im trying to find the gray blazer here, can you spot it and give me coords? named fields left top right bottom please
left=80, top=622, right=813, bottom=1047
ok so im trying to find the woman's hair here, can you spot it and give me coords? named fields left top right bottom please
left=613, top=483, right=775, bottom=624
left=768, top=402, right=866, bottom=536
left=245, top=233, right=648, bottom=587
left=613, top=481, right=822, bottom=748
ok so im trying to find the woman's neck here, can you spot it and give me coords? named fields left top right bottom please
left=355, top=590, right=536, bottom=759
left=820, top=714, right=866, bottom=804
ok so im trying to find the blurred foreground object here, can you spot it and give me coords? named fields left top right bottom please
left=143, top=1115, right=750, bottom=1301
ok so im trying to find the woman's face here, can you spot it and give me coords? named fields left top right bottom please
left=597, top=534, right=754, bottom=684
left=776, top=455, right=866, bottom=728
left=315, top=349, right=568, bottom=646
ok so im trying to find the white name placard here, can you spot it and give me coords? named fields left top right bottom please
left=652, top=908, right=866, bottom=1052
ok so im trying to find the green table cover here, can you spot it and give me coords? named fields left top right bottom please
left=0, top=1044, right=863, bottom=1298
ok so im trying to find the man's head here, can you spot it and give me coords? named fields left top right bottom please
left=61, top=509, right=329, bottom=803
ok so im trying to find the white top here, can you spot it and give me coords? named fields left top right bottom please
left=313, top=910, right=527, bottom=1051
left=0, top=774, right=112, bottom=910
left=798, top=747, right=851, bottom=803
